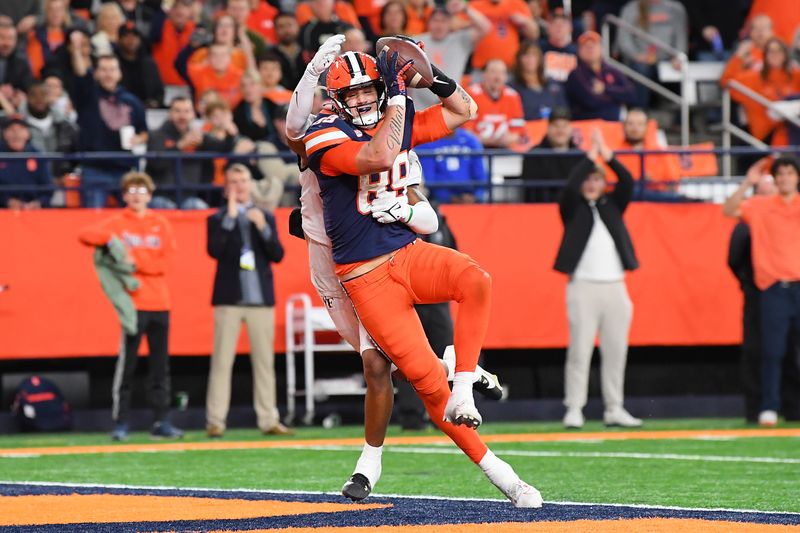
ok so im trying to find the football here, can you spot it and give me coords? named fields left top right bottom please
left=375, top=36, right=434, bottom=89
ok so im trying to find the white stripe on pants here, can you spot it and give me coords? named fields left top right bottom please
left=564, top=279, right=633, bottom=411
left=206, top=306, right=278, bottom=431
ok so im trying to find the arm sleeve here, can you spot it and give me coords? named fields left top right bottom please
left=136, top=219, right=176, bottom=276
left=739, top=199, right=752, bottom=224
left=77, top=217, right=115, bottom=246
left=318, top=140, right=363, bottom=176
left=609, top=157, right=635, bottom=211
left=207, top=214, right=236, bottom=260
left=406, top=200, right=439, bottom=234
left=411, top=105, right=453, bottom=147
left=286, top=70, right=319, bottom=140
left=558, top=156, right=594, bottom=221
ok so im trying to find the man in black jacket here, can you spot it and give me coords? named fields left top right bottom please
left=205, top=163, right=290, bottom=438
left=520, top=107, right=583, bottom=203
left=554, top=129, right=641, bottom=429
left=116, top=21, right=164, bottom=109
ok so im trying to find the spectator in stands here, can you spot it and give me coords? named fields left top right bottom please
left=720, top=14, right=774, bottom=88
left=615, top=108, right=681, bottom=186
left=205, top=163, right=289, bottom=438
left=0, top=115, right=51, bottom=209
left=92, top=2, right=125, bottom=57
left=78, top=171, right=183, bottom=442
left=146, top=95, right=232, bottom=206
left=555, top=128, right=642, bottom=430
left=465, top=59, right=525, bottom=148
left=251, top=105, right=296, bottom=210
left=723, top=157, right=800, bottom=426
left=187, top=43, right=245, bottom=109
left=226, top=0, right=268, bottom=59
left=299, top=0, right=354, bottom=64
left=70, top=35, right=148, bottom=208
left=43, top=74, right=75, bottom=123
left=150, top=0, right=196, bottom=88
left=616, top=0, right=688, bottom=107
left=26, top=0, right=87, bottom=80
left=113, top=0, right=158, bottom=37
left=406, top=0, right=432, bottom=36
left=0, top=16, right=34, bottom=97
left=269, top=12, right=303, bottom=89
left=233, top=70, right=275, bottom=142
left=258, top=51, right=292, bottom=105
left=245, top=0, right=279, bottom=44
left=471, top=0, right=538, bottom=70
left=680, top=0, right=749, bottom=60
left=177, top=15, right=258, bottom=82
left=540, top=13, right=577, bottom=89
left=727, top=169, right=777, bottom=423
left=566, top=31, right=637, bottom=120
left=416, top=128, right=489, bottom=203
left=746, top=0, right=800, bottom=46
left=510, top=40, right=567, bottom=120
left=296, top=0, right=361, bottom=30
left=730, top=38, right=800, bottom=147
left=341, top=26, right=369, bottom=54
left=205, top=99, right=257, bottom=185
left=378, top=1, right=407, bottom=37
left=116, top=21, right=164, bottom=109
left=41, top=27, right=91, bottom=99
left=18, top=81, right=78, bottom=177
left=520, top=106, right=583, bottom=202
left=411, top=3, right=491, bottom=111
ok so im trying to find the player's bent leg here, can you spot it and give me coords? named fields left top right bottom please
left=479, top=450, right=543, bottom=508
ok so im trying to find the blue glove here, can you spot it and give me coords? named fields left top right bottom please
left=377, top=49, right=413, bottom=99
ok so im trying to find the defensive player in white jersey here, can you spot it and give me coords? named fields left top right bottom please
left=285, top=35, right=503, bottom=502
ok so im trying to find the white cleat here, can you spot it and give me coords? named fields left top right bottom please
left=505, top=480, right=543, bottom=508
left=443, top=390, right=482, bottom=429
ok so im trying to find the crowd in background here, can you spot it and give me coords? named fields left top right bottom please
left=0, top=0, right=798, bottom=210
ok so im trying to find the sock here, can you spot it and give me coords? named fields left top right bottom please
left=354, top=442, right=383, bottom=489
left=478, top=450, right=518, bottom=493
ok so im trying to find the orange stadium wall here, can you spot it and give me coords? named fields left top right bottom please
left=0, top=205, right=742, bottom=359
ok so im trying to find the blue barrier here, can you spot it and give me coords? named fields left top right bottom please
left=0, top=146, right=797, bottom=206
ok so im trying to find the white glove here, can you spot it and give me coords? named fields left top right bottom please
left=370, top=190, right=411, bottom=224
left=307, top=34, right=346, bottom=78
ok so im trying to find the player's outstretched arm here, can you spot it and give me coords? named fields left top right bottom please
left=354, top=50, right=413, bottom=174
left=428, top=64, right=478, bottom=131
left=287, top=34, right=345, bottom=142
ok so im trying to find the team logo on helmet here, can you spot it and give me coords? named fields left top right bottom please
left=326, top=51, right=386, bottom=128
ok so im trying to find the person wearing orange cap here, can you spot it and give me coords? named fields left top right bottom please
left=565, top=31, right=636, bottom=120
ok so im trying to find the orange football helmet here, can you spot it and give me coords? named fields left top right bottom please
left=326, top=51, right=386, bottom=128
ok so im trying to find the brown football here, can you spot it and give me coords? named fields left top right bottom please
left=375, top=36, right=434, bottom=89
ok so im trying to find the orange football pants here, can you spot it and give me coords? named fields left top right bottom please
left=341, top=239, right=491, bottom=463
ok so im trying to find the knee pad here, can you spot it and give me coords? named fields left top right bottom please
left=453, top=263, right=492, bottom=303
left=409, top=361, right=447, bottom=397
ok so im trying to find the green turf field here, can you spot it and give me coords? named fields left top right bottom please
left=1, top=419, right=798, bottom=513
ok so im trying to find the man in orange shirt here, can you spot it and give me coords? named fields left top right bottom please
left=720, top=14, right=774, bottom=88
left=470, top=0, right=538, bottom=70
left=150, top=0, right=196, bottom=87
left=465, top=59, right=525, bottom=147
left=78, top=172, right=183, bottom=441
left=246, top=0, right=279, bottom=44
left=746, top=0, right=800, bottom=44
left=188, top=43, right=244, bottom=109
left=723, top=157, right=800, bottom=427
left=615, top=108, right=681, bottom=189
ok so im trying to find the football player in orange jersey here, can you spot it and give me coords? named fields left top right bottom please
left=300, top=44, right=542, bottom=507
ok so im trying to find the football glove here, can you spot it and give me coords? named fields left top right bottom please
left=370, top=189, right=412, bottom=224
left=377, top=49, right=413, bottom=99
left=308, top=34, right=346, bottom=78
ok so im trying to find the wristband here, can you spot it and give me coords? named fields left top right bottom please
left=387, top=95, right=406, bottom=108
left=429, top=64, right=457, bottom=98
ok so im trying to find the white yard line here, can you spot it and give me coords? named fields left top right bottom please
left=0, top=480, right=797, bottom=517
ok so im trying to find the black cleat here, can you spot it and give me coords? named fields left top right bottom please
left=473, top=371, right=504, bottom=401
left=342, top=473, right=372, bottom=501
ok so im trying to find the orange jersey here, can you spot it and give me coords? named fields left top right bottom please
left=720, top=47, right=763, bottom=88
left=189, top=47, right=248, bottom=72
left=406, top=5, right=432, bottom=35
left=78, top=209, right=176, bottom=311
left=741, top=194, right=800, bottom=290
left=296, top=1, right=361, bottom=28
left=470, top=0, right=532, bottom=69
left=464, top=84, right=525, bottom=143
left=153, top=19, right=196, bottom=86
left=615, top=142, right=681, bottom=183
left=188, top=62, right=244, bottom=109
left=247, top=1, right=279, bottom=44
left=731, top=67, right=800, bottom=144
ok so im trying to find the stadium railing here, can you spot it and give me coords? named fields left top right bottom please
left=0, top=145, right=798, bottom=207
